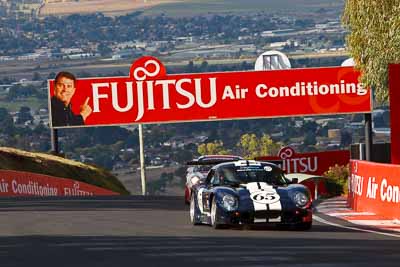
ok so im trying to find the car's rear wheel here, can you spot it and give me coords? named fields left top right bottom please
left=210, top=198, right=225, bottom=229
left=190, top=194, right=201, bottom=225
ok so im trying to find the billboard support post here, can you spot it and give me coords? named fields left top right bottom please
left=51, top=128, right=59, bottom=154
left=364, top=113, right=373, bottom=161
left=138, top=124, right=146, bottom=196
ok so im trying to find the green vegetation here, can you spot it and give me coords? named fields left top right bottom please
left=0, top=97, right=47, bottom=113
left=197, top=141, right=229, bottom=155
left=323, top=164, right=350, bottom=196
left=145, top=0, right=343, bottom=17
left=147, top=172, right=174, bottom=195
left=237, top=133, right=282, bottom=159
left=196, top=133, right=282, bottom=159
left=342, top=0, right=400, bottom=103
left=0, top=147, right=129, bottom=195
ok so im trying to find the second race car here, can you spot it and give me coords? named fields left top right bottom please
left=184, top=155, right=243, bottom=204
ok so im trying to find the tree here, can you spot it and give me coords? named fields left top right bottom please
left=32, top=72, right=41, bottom=81
left=324, top=164, right=350, bottom=196
left=16, top=106, right=33, bottom=125
left=98, top=43, right=112, bottom=56
left=147, top=172, right=174, bottom=195
left=302, top=120, right=318, bottom=133
left=0, top=108, right=15, bottom=134
left=237, top=133, right=282, bottom=159
left=187, top=61, right=195, bottom=73
left=200, top=60, right=209, bottom=72
left=171, top=148, right=194, bottom=163
left=7, top=85, right=36, bottom=100
left=259, top=134, right=282, bottom=156
left=47, top=72, right=56, bottom=80
left=303, top=131, right=317, bottom=147
left=197, top=140, right=229, bottom=155
left=340, top=129, right=353, bottom=148
left=237, top=133, right=258, bottom=159
left=342, top=0, right=400, bottom=103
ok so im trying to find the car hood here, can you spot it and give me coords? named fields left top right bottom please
left=215, top=182, right=308, bottom=201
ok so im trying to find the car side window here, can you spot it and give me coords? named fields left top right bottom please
left=210, top=170, right=221, bottom=186
left=205, top=170, right=215, bottom=185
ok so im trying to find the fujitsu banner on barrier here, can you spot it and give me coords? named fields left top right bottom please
left=348, top=160, right=400, bottom=220
left=256, top=146, right=350, bottom=175
left=389, top=64, right=400, bottom=164
left=48, top=56, right=372, bottom=128
left=0, top=170, right=119, bottom=197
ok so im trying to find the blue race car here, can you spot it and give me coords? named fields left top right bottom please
left=189, top=160, right=312, bottom=230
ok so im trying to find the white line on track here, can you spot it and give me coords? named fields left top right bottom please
left=327, top=212, right=376, bottom=217
left=318, top=201, right=347, bottom=205
left=316, top=208, right=350, bottom=212
left=313, top=215, right=400, bottom=238
left=348, top=220, right=400, bottom=226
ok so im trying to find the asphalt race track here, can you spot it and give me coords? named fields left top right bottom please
left=0, top=196, right=399, bottom=267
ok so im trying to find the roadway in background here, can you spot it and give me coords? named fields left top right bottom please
left=0, top=196, right=399, bottom=267
left=0, top=51, right=349, bottom=80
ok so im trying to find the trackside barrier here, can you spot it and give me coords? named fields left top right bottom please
left=348, top=160, right=400, bottom=219
left=0, top=170, right=119, bottom=197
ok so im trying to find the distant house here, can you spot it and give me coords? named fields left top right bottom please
left=261, top=29, right=296, bottom=37
left=0, top=84, right=11, bottom=92
left=0, top=56, right=15, bottom=61
left=112, top=49, right=142, bottom=60
left=63, top=53, right=97, bottom=60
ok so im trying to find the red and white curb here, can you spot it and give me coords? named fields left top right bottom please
left=316, top=197, right=400, bottom=234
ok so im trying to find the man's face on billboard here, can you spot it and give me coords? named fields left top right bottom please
left=55, top=76, right=75, bottom=106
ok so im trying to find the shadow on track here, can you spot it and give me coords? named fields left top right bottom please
left=0, top=196, right=187, bottom=211
left=0, top=235, right=399, bottom=267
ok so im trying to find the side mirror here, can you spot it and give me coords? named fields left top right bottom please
left=291, top=178, right=299, bottom=184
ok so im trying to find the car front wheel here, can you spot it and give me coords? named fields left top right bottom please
left=210, top=198, right=225, bottom=229
left=190, top=194, right=201, bottom=225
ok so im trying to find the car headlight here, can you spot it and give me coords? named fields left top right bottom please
left=222, top=194, right=238, bottom=211
left=293, top=192, right=309, bottom=207
left=190, top=176, right=200, bottom=185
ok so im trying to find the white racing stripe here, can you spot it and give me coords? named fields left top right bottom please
left=246, top=182, right=282, bottom=223
left=247, top=183, right=267, bottom=212
left=197, top=188, right=204, bottom=213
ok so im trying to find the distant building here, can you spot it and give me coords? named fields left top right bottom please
left=261, top=29, right=296, bottom=37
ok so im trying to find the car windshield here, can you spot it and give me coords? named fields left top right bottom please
left=193, top=165, right=213, bottom=173
left=220, top=165, right=288, bottom=186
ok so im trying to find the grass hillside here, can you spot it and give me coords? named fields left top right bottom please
left=0, top=147, right=129, bottom=195
left=38, top=0, right=344, bottom=17
left=139, top=0, right=344, bottom=18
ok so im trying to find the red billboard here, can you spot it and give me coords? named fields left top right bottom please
left=48, top=56, right=372, bottom=128
left=0, top=170, right=119, bottom=197
left=389, top=64, right=400, bottom=164
left=256, top=146, right=350, bottom=175
left=348, top=160, right=400, bottom=220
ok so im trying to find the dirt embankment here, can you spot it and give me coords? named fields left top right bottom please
left=0, top=147, right=129, bottom=195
